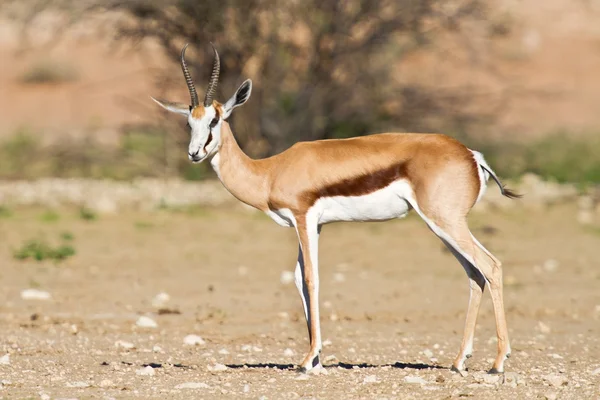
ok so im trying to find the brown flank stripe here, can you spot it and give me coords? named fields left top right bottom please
left=302, top=161, right=409, bottom=208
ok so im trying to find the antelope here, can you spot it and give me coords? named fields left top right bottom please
left=152, top=43, right=520, bottom=374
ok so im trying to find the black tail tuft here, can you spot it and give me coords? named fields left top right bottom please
left=479, top=164, right=522, bottom=200
left=500, top=186, right=522, bottom=199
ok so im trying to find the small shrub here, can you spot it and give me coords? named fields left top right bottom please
left=61, top=231, right=75, bottom=241
left=0, top=206, right=12, bottom=218
left=20, top=60, right=79, bottom=84
left=79, top=207, right=97, bottom=221
left=39, top=210, right=60, bottom=223
left=13, top=239, right=75, bottom=262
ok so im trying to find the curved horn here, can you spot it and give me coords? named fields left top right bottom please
left=203, top=43, right=220, bottom=107
left=180, top=43, right=199, bottom=108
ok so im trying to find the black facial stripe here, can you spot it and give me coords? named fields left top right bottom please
left=204, top=132, right=213, bottom=149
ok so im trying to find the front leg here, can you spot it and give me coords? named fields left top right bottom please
left=294, top=217, right=322, bottom=372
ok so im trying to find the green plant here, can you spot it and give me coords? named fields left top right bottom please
left=20, top=60, right=79, bottom=84
left=79, top=207, right=97, bottom=221
left=0, top=206, right=12, bottom=218
left=39, top=210, right=60, bottom=223
left=61, top=231, right=75, bottom=241
left=13, top=239, right=75, bottom=262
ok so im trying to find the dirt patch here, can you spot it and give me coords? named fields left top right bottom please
left=0, top=204, right=598, bottom=399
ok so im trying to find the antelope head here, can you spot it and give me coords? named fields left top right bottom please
left=152, top=43, right=252, bottom=163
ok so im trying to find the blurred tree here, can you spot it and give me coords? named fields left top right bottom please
left=5, top=0, right=500, bottom=157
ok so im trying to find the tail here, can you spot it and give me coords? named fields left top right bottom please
left=479, top=164, right=522, bottom=199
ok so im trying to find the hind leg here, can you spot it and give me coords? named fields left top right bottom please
left=416, top=211, right=511, bottom=373
left=441, top=238, right=486, bottom=371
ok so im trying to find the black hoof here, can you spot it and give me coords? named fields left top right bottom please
left=296, top=366, right=308, bottom=374
left=488, top=368, right=504, bottom=375
left=451, top=366, right=461, bottom=373
left=465, top=354, right=472, bottom=359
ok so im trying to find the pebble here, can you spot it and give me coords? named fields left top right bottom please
left=20, top=289, right=51, bottom=301
left=66, top=381, right=90, bottom=388
left=40, top=394, right=50, bottom=400
left=363, top=375, right=379, bottom=383
left=153, top=345, right=163, bottom=353
left=333, top=272, right=345, bottom=282
left=183, top=334, right=205, bottom=346
left=545, top=391, right=558, bottom=400
left=136, top=316, right=158, bottom=328
left=218, top=348, right=230, bottom=355
left=591, top=367, right=600, bottom=375
left=423, top=349, right=434, bottom=358
left=280, top=271, right=295, bottom=285
left=207, top=363, right=228, bottom=372
left=283, top=348, right=295, bottom=357
left=99, top=379, right=114, bottom=387
left=175, top=382, right=210, bottom=389
left=538, top=321, right=551, bottom=334
left=243, top=384, right=250, bottom=392
left=115, top=340, right=135, bottom=350
left=151, top=292, right=170, bottom=308
left=404, top=376, right=427, bottom=384
left=0, top=354, right=9, bottom=365
left=543, top=259, right=559, bottom=272
left=136, top=366, right=155, bottom=376
left=543, top=373, right=568, bottom=387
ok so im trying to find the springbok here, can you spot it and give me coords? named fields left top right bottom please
left=152, top=43, right=520, bottom=374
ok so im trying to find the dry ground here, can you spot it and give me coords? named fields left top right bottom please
left=0, top=203, right=599, bottom=399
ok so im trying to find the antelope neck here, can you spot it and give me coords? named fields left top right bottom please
left=212, top=123, right=270, bottom=211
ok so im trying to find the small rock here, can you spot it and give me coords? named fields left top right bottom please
left=136, top=366, right=155, bottom=376
left=153, top=345, right=163, bottom=353
left=322, top=339, right=332, bottom=347
left=218, top=348, right=229, bottom=355
left=548, top=353, right=563, bottom=359
left=40, top=394, right=50, bottom=400
left=115, top=340, right=135, bottom=350
left=591, top=367, right=600, bottom=376
left=67, top=381, right=90, bottom=388
left=543, top=373, right=568, bottom=387
left=152, top=292, right=170, bottom=308
left=183, top=334, right=205, bottom=346
left=0, top=354, right=9, bottom=365
left=423, top=349, right=434, bottom=358
left=333, top=272, right=345, bottom=283
left=324, top=354, right=337, bottom=363
left=280, top=271, right=294, bottom=285
left=295, top=374, right=310, bottom=381
left=483, top=374, right=501, bottom=384
left=70, top=324, right=78, bottom=335
left=538, top=321, right=551, bottom=334
left=99, top=379, right=114, bottom=387
left=283, top=348, right=295, bottom=357
left=136, top=316, right=157, bottom=328
left=243, top=384, right=250, bottom=392
left=207, top=363, right=228, bottom=372
left=404, top=376, right=427, bottom=384
left=543, top=259, right=559, bottom=272
left=175, top=382, right=210, bottom=389
left=544, top=391, right=558, bottom=400
left=363, top=375, right=379, bottom=383
left=503, top=372, right=524, bottom=387
left=20, top=289, right=51, bottom=301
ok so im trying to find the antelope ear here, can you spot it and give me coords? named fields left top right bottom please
left=222, top=79, right=252, bottom=119
left=151, top=97, right=190, bottom=116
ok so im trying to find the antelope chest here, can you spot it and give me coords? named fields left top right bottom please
left=315, top=179, right=412, bottom=224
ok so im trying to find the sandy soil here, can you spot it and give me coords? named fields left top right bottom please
left=0, top=203, right=599, bottom=399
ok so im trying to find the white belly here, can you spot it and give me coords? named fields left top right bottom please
left=316, top=179, right=412, bottom=224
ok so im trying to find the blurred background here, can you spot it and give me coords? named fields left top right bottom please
left=1, top=0, right=600, bottom=184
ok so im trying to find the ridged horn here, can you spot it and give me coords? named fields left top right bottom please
left=180, top=43, right=199, bottom=108
left=203, top=43, right=220, bottom=107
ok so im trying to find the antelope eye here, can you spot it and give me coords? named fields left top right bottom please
left=209, top=117, right=219, bottom=128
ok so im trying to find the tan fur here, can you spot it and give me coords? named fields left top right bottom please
left=191, top=106, right=205, bottom=119
left=217, top=124, right=480, bottom=215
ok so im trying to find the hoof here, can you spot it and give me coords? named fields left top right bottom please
left=296, top=366, right=308, bottom=374
left=488, top=367, right=504, bottom=375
